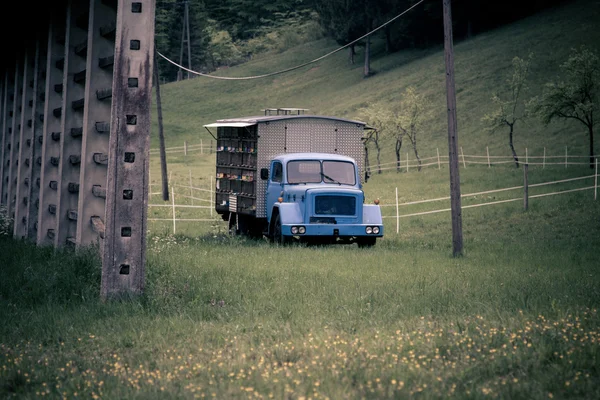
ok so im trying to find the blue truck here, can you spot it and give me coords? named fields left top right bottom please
left=204, top=109, right=384, bottom=246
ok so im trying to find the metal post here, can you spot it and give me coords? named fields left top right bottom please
left=102, top=0, right=156, bottom=300
left=443, top=0, right=463, bottom=256
left=76, top=0, right=117, bottom=248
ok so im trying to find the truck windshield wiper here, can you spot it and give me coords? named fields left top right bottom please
left=321, top=172, right=342, bottom=185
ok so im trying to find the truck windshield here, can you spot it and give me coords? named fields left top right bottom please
left=287, top=160, right=356, bottom=185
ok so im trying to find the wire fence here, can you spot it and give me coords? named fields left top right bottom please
left=366, top=146, right=600, bottom=172
left=147, top=159, right=598, bottom=235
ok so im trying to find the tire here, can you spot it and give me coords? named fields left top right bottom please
left=273, top=213, right=291, bottom=245
left=357, top=237, right=376, bottom=248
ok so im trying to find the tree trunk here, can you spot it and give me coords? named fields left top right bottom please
left=589, top=123, right=595, bottom=169
left=384, top=27, right=393, bottom=53
left=411, top=139, right=422, bottom=171
left=364, top=34, right=371, bottom=77
left=509, top=124, right=520, bottom=168
left=348, top=44, right=355, bottom=65
left=395, top=137, right=403, bottom=172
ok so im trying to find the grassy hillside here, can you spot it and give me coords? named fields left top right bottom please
left=151, top=0, right=600, bottom=163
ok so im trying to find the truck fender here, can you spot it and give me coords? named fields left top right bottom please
left=363, top=204, right=383, bottom=225
left=274, top=203, right=304, bottom=225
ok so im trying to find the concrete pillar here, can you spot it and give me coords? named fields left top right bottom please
left=55, top=0, right=88, bottom=247
left=76, top=0, right=117, bottom=247
left=7, top=57, right=24, bottom=220
left=28, top=42, right=49, bottom=240
left=14, top=45, right=39, bottom=239
left=0, top=71, right=9, bottom=205
left=102, top=0, right=155, bottom=299
left=37, top=20, right=66, bottom=246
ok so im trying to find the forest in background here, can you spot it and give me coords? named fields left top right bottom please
left=155, top=0, right=573, bottom=82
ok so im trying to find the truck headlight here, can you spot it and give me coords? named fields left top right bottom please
left=298, top=226, right=306, bottom=234
left=291, top=226, right=299, bottom=234
left=366, top=227, right=373, bottom=234
left=372, top=226, right=380, bottom=234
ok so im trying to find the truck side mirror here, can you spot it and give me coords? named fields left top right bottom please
left=260, top=168, right=269, bottom=180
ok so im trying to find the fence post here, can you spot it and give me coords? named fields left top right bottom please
left=523, top=163, right=529, bottom=211
left=171, top=186, right=176, bottom=234
left=486, top=146, right=490, bottom=168
left=189, top=169, right=193, bottom=205
left=461, top=147, right=466, bottom=168
left=437, top=148, right=441, bottom=169
left=595, top=158, right=598, bottom=201
left=565, top=146, right=568, bottom=168
left=184, top=141, right=187, bottom=157
left=395, top=187, right=399, bottom=234
left=543, top=147, right=546, bottom=169
left=210, top=175, right=213, bottom=217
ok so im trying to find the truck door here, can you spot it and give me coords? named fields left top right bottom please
left=266, top=160, right=283, bottom=222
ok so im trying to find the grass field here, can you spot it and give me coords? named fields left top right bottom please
left=2, top=0, right=600, bottom=398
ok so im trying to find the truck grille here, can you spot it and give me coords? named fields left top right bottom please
left=314, top=195, right=356, bottom=216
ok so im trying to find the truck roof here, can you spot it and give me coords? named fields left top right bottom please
left=273, top=153, right=357, bottom=163
left=204, top=114, right=370, bottom=128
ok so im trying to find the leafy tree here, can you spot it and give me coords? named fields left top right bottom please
left=358, top=104, right=389, bottom=174
left=532, top=46, right=599, bottom=168
left=482, top=54, right=533, bottom=168
left=393, top=87, right=430, bottom=171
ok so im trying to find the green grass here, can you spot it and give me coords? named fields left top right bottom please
left=2, top=0, right=600, bottom=398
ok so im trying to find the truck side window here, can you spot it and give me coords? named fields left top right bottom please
left=272, top=162, right=283, bottom=183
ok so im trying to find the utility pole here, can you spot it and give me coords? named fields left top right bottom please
left=443, top=0, right=463, bottom=256
left=177, top=0, right=192, bottom=81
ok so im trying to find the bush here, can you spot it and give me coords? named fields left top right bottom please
left=0, top=204, right=13, bottom=237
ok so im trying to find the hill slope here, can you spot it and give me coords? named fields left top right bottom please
left=152, top=0, right=600, bottom=163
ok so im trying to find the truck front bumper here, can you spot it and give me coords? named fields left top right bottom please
left=281, top=223, right=384, bottom=238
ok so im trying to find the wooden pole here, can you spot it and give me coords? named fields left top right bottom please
left=487, top=146, right=490, bottom=168
left=523, top=163, right=529, bottom=211
left=154, top=52, right=169, bottom=201
left=184, top=140, right=187, bottom=156
left=443, top=0, right=463, bottom=256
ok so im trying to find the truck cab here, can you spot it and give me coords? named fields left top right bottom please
left=262, top=153, right=383, bottom=247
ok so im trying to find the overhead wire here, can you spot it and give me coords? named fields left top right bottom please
left=157, top=0, right=428, bottom=80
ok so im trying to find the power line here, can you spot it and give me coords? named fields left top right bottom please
left=157, top=0, right=428, bottom=81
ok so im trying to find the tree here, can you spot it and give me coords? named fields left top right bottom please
left=394, top=87, right=430, bottom=171
left=532, top=46, right=599, bottom=168
left=482, top=54, right=533, bottom=168
left=358, top=104, right=389, bottom=174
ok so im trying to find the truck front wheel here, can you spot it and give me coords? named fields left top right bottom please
left=273, top=214, right=291, bottom=245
